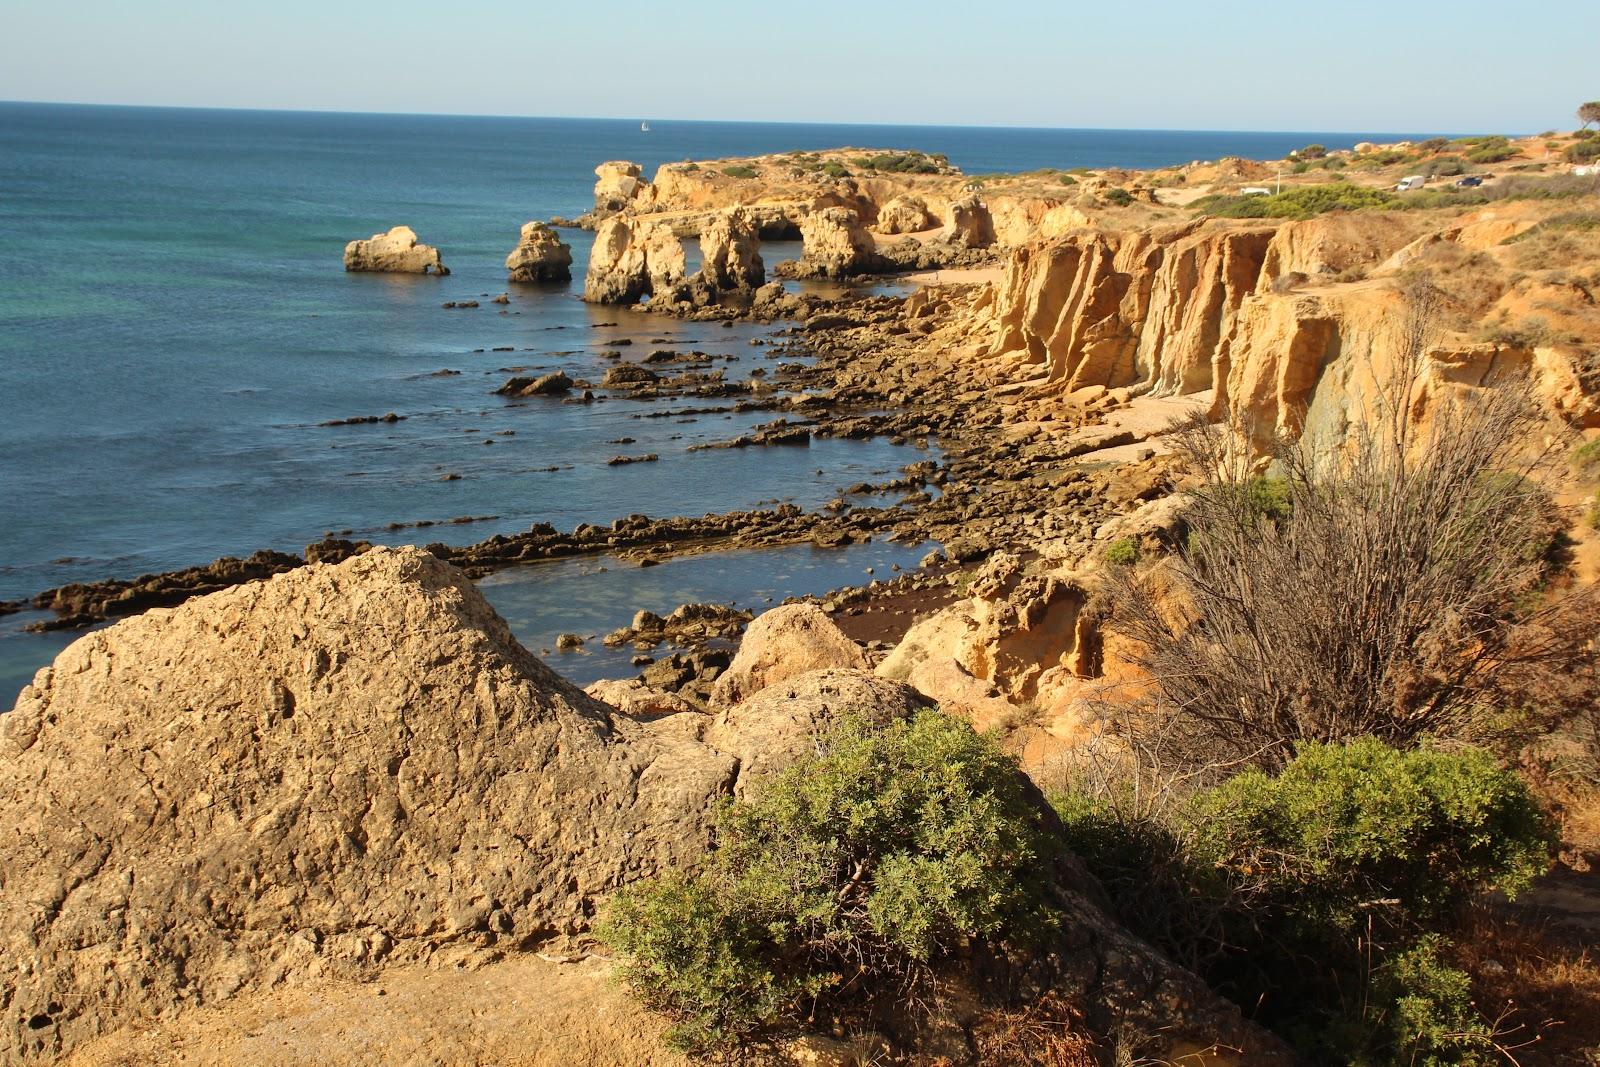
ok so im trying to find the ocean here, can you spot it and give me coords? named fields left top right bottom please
left=0, top=102, right=1431, bottom=700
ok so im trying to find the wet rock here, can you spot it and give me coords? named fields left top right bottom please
left=496, top=371, right=573, bottom=397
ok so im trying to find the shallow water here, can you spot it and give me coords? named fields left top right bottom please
left=480, top=537, right=933, bottom=687
left=0, top=538, right=933, bottom=705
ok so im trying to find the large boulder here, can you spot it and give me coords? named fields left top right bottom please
left=943, top=195, right=996, bottom=248
left=582, top=216, right=686, bottom=304
left=874, top=195, right=936, bottom=235
left=876, top=553, right=1102, bottom=732
left=711, top=602, right=871, bottom=706
left=504, top=221, right=573, bottom=282
left=697, top=207, right=765, bottom=290
left=0, top=547, right=734, bottom=1062
left=705, top=669, right=927, bottom=795
left=342, top=225, right=448, bottom=275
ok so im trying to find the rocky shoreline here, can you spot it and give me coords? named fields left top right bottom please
left=0, top=282, right=1167, bottom=694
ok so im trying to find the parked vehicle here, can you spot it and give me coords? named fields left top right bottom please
left=1240, top=186, right=1272, bottom=196
left=1455, top=175, right=1484, bottom=187
left=1395, top=175, right=1427, bottom=192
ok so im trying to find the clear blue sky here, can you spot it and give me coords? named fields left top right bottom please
left=2, top=0, right=1593, bottom=132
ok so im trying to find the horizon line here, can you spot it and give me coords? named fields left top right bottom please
left=0, top=97, right=1479, bottom=139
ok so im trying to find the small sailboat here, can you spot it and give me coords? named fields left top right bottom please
left=640, top=121, right=651, bottom=133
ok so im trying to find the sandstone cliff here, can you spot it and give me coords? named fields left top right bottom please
left=342, top=225, right=448, bottom=275
left=973, top=210, right=1599, bottom=445
left=696, top=206, right=765, bottom=290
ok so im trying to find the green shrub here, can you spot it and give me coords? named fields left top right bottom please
left=1418, top=137, right=1450, bottom=153
left=1300, top=143, right=1328, bottom=159
left=1053, top=739, right=1552, bottom=1062
left=600, top=709, right=1059, bottom=1050
left=720, top=164, right=759, bottom=179
left=849, top=151, right=943, bottom=174
left=1382, top=935, right=1500, bottom=1066
left=1423, top=156, right=1467, bottom=177
left=1190, top=739, right=1550, bottom=931
left=820, top=160, right=851, bottom=178
left=1566, top=139, right=1600, bottom=164
left=1194, top=182, right=1398, bottom=220
left=1102, top=186, right=1134, bottom=206
left=1103, top=537, right=1139, bottom=565
left=1466, top=145, right=1517, bottom=164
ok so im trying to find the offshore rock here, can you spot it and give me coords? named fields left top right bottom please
left=505, top=221, right=574, bottom=282
left=342, top=225, right=448, bottom=275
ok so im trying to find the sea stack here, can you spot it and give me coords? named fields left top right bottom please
left=342, top=225, right=449, bottom=275
left=504, top=221, right=574, bottom=282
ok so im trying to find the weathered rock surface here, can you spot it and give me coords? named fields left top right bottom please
left=584, top=678, right=700, bottom=719
left=943, top=194, right=996, bottom=248
left=342, top=225, right=448, bottom=275
left=788, top=206, right=881, bottom=278
left=697, top=207, right=766, bottom=290
left=877, top=553, right=1102, bottom=733
left=874, top=195, right=936, bottom=234
left=711, top=602, right=871, bottom=705
left=706, top=669, right=928, bottom=795
left=495, top=370, right=573, bottom=397
left=593, top=160, right=647, bottom=214
left=504, top=221, right=574, bottom=282
left=582, top=216, right=686, bottom=304
left=0, top=548, right=735, bottom=1062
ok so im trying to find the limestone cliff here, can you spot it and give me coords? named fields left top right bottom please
left=973, top=210, right=1598, bottom=443
left=582, top=215, right=686, bottom=303
left=696, top=206, right=765, bottom=290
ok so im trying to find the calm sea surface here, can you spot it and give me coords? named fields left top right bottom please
left=0, top=103, right=1429, bottom=700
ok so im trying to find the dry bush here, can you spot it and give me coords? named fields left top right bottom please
left=968, top=993, right=1101, bottom=1067
left=1451, top=905, right=1600, bottom=1066
left=1105, top=282, right=1600, bottom=772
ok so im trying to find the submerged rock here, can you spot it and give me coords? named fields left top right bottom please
left=505, top=220, right=574, bottom=282
left=342, top=225, right=449, bottom=275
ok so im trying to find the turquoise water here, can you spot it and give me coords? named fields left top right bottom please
left=0, top=103, right=1430, bottom=702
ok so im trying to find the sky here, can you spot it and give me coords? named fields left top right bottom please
left=2, top=0, right=1594, bottom=133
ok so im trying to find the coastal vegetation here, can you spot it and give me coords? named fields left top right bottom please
left=599, top=708, right=1058, bottom=1051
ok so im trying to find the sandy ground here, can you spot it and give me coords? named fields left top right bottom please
left=906, top=265, right=1004, bottom=287
left=64, top=955, right=684, bottom=1067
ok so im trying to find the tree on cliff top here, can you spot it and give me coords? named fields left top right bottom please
left=1579, top=101, right=1600, bottom=129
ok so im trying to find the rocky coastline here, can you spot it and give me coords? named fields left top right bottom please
left=6, top=132, right=1600, bottom=1064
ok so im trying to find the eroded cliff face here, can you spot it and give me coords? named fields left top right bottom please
left=582, top=216, right=686, bottom=303
left=975, top=211, right=1597, bottom=444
